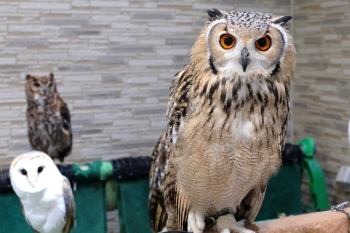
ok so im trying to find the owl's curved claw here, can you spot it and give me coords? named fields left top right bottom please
left=212, top=214, right=255, bottom=233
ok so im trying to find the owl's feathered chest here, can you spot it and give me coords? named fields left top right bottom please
left=19, top=183, right=66, bottom=233
left=175, top=72, right=289, bottom=149
left=27, top=95, right=62, bottom=127
left=26, top=95, right=64, bottom=148
left=167, top=73, right=289, bottom=216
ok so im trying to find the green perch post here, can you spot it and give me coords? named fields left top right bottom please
left=298, top=137, right=329, bottom=211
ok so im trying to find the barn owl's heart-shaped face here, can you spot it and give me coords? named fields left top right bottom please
left=10, top=151, right=58, bottom=193
left=9, top=151, right=76, bottom=233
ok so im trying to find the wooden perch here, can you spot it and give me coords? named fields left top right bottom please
left=245, top=207, right=350, bottom=233
left=194, top=207, right=350, bottom=233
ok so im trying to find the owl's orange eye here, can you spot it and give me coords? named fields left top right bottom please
left=219, top=34, right=236, bottom=50
left=255, top=35, right=271, bottom=51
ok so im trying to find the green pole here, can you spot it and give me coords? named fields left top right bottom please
left=298, top=137, right=329, bottom=211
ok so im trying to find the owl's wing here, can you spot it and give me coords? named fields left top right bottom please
left=280, top=100, right=290, bottom=153
left=149, top=132, right=169, bottom=232
left=149, top=66, right=193, bottom=231
left=59, top=101, right=71, bottom=134
left=235, top=184, right=267, bottom=224
left=166, top=65, right=192, bottom=144
left=58, top=101, right=73, bottom=162
left=62, top=176, right=75, bottom=233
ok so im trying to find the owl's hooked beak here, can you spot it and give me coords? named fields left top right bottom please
left=28, top=176, right=37, bottom=188
left=240, top=47, right=250, bottom=72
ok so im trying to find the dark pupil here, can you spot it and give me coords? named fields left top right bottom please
left=258, top=38, right=266, bottom=47
left=224, top=36, right=233, bottom=46
left=38, top=166, right=43, bottom=173
left=34, top=83, right=40, bottom=87
left=21, top=169, right=27, bottom=175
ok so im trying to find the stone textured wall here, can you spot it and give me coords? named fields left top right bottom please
left=0, top=0, right=291, bottom=169
left=293, top=0, right=350, bottom=206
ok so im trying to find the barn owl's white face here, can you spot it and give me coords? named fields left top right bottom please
left=10, top=151, right=59, bottom=194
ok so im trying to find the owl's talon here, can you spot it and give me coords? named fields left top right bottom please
left=188, top=210, right=205, bottom=233
left=213, top=214, right=255, bottom=233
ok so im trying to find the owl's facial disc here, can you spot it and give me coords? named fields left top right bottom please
left=19, top=165, right=47, bottom=193
left=209, top=25, right=284, bottom=77
left=10, top=154, right=52, bottom=194
left=204, top=11, right=289, bottom=77
left=28, top=74, right=54, bottom=97
left=42, top=87, right=48, bottom=95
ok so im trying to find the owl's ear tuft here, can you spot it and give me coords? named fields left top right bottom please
left=272, top=16, right=292, bottom=25
left=26, top=74, right=32, bottom=80
left=207, top=8, right=224, bottom=20
left=49, top=72, right=54, bottom=79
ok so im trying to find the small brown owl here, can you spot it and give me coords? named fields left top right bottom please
left=26, top=73, right=72, bottom=162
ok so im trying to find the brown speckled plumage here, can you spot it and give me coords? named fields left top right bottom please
left=26, top=73, right=72, bottom=162
left=149, top=9, right=296, bottom=233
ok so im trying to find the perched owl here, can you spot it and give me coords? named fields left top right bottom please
left=10, top=151, right=75, bottom=233
left=26, top=73, right=72, bottom=162
left=149, top=9, right=296, bottom=233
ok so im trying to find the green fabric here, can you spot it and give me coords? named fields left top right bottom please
left=72, top=161, right=103, bottom=180
left=71, top=161, right=113, bottom=181
left=117, top=178, right=152, bottom=233
left=0, top=181, right=106, bottom=233
left=100, top=162, right=114, bottom=181
left=256, top=164, right=302, bottom=220
left=116, top=164, right=302, bottom=233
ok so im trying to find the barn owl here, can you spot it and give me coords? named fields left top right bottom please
left=149, top=9, right=296, bottom=233
left=26, top=73, right=72, bottom=162
left=10, top=151, right=75, bottom=233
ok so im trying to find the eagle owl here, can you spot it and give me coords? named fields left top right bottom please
left=149, top=9, right=296, bottom=233
left=26, top=73, right=72, bottom=162
left=10, top=151, right=75, bottom=233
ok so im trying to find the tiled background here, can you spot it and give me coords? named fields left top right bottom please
left=0, top=0, right=349, bottom=232
left=293, top=0, right=350, bottom=205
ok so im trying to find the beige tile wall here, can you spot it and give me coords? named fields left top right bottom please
left=293, top=0, right=350, bottom=205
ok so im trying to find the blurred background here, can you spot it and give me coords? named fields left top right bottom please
left=0, top=0, right=348, bottom=232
